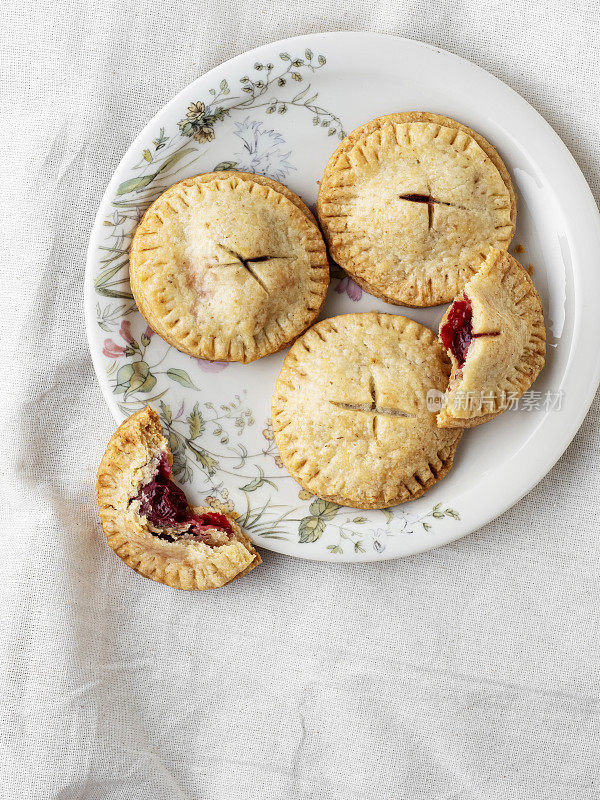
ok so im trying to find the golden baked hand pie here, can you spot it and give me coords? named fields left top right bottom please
left=96, top=407, right=261, bottom=589
left=437, top=248, right=546, bottom=428
left=317, top=112, right=516, bottom=307
left=272, top=312, right=462, bottom=509
left=129, top=172, right=329, bottom=363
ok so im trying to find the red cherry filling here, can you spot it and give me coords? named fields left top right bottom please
left=440, top=296, right=474, bottom=367
left=440, top=296, right=501, bottom=367
left=136, top=453, right=233, bottom=542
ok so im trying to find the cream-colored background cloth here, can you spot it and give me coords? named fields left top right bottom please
left=2, top=2, right=600, bottom=797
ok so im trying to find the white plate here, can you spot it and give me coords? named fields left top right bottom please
left=85, top=32, right=600, bottom=562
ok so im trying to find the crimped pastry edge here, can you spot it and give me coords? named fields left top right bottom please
left=129, top=173, right=329, bottom=363
left=316, top=112, right=516, bottom=307
left=437, top=248, right=546, bottom=428
left=96, top=407, right=261, bottom=589
left=272, top=312, right=462, bottom=509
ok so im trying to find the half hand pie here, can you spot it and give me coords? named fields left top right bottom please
left=129, top=171, right=329, bottom=363
left=317, top=112, right=516, bottom=307
left=437, top=248, right=546, bottom=428
left=96, top=407, right=261, bottom=589
left=272, top=312, right=462, bottom=509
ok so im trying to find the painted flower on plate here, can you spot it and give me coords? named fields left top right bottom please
left=372, top=528, right=388, bottom=553
left=197, top=359, right=229, bottom=373
left=231, top=117, right=295, bottom=181
left=119, top=320, right=134, bottom=344
left=205, top=493, right=238, bottom=518
left=335, top=276, right=363, bottom=302
left=178, top=101, right=216, bottom=143
left=102, top=339, right=126, bottom=358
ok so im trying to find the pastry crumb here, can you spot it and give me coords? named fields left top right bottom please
left=515, top=244, right=525, bottom=253
left=527, top=263, right=533, bottom=275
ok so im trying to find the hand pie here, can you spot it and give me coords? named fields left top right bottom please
left=272, top=312, right=462, bottom=509
left=129, top=171, right=329, bottom=363
left=437, top=248, right=546, bottom=428
left=317, top=112, right=516, bottom=307
left=96, top=407, right=261, bottom=589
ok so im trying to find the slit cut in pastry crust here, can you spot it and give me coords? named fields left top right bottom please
left=96, top=407, right=261, bottom=589
left=272, top=312, right=463, bottom=509
left=129, top=171, right=329, bottom=363
left=317, top=112, right=516, bottom=307
left=437, top=248, right=546, bottom=428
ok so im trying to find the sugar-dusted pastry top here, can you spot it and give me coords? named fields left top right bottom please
left=192, top=170, right=319, bottom=226
left=437, top=248, right=546, bottom=428
left=96, top=407, right=261, bottom=589
left=272, top=312, right=462, bottom=509
left=317, top=112, right=516, bottom=307
left=129, top=172, right=329, bottom=363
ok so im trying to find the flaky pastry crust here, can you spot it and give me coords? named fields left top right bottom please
left=130, top=172, right=329, bottom=363
left=437, top=248, right=546, bottom=428
left=317, top=112, right=516, bottom=307
left=193, top=171, right=319, bottom=227
left=96, top=407, right=261, bottom=589
left=272, top=312, right=462, bottom=509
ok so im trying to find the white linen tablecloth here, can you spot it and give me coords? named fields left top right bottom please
left=2, top=1, right=600, bottom=797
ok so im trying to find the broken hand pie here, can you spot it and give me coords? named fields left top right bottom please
left=272, top=312, right=462, bottom=509
left=129, top=171, right=329, bottom=363
left=317, top=112, right=516, bottom=307
left=96, top=407, right=261, bottom=589
left=437, top=248, right=546, bottom=428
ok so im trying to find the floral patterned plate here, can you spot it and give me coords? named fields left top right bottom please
left=85, top=33, right=600, bottom=561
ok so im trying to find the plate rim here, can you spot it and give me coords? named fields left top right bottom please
left=85, top=31, right=600, bottom=562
